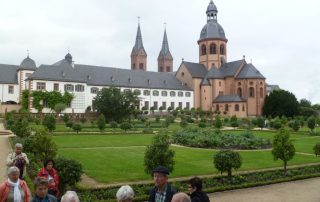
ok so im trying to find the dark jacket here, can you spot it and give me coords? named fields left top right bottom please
left=149, top=184, right=176, bottom=202
left=31, top=194, right=57, bottom=202
left=190, top=191, right=210, bottom=202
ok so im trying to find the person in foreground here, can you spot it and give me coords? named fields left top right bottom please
left=6, top=143, right=29, bottom=179
left=32, top=177, right=57, bottom=202
left=37, top=159, right=59, bottom=197
left=149, top=165, right=176, bottom=202
left=61, top=191, right=80, bottom=202
left=116, top=185, right=134, bottom=202
left=171, top=192, right=191, bottom=202
left=188, top=177, right=210, bottom=202
left=0, top=166, right=31, bottom=202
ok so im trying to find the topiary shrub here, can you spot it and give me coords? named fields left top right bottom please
left=313, top=143, right=320, bottom=156
left=43, top=114, right=56, bottom=133
left=72, top=124, right=82, bottom=134
left=66, top=121, right=74, bottom=128
left=155, top=115, right=160, bottom=123
left=198, top=122, right=207, bottom=128
left=11, top=118, right=30, bottom=138
left=231, top=121, right=239, bottom=128
left=97, top=114, right=106, bottom=133
left=143, top=128, right=153, bottom=134
left=214, top=150, right=242, bottom=180
left=214, top=115, right=222, bottom=129
left=55, top=157, right=83, bottom=193
left=63, top=114, right=70, bottom=125
left=80, top=117, right=87, bottom=124
left=120, top=122, right=132, bottom=132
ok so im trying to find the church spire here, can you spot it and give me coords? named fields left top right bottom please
left=206, top=0, right=218, bottom=22
left=158, top=24, right=173, bottom=72
left=131, top=17, right=147, bottom=71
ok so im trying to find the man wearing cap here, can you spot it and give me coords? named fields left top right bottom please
left=6, top=143, right=29, bottom=179
left=149, top=165, right=176, bottom=202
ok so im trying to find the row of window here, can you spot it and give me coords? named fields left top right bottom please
left=35, top=82, right=192, bottom=97
left=216, top=104, right=245, bottom=112
left=201, top=44, right=225, bottom=56
left=237, top=87, right=264, bottom=98
left=143, top=101, right=190, bottom=110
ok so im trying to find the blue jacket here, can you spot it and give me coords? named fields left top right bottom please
left=148, top=184, right=176, bottom=202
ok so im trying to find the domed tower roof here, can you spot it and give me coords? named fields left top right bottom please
left=19, top=56, right=36, bottom=70
left=65, top=53, right=73, bottom=63
left=199, top=0, right=227, bottom=42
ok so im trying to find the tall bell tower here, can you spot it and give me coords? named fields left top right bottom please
left=131, top=18, right=147, bottom=71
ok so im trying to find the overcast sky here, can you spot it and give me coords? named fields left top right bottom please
left=0, top=0, right=319, bottom=103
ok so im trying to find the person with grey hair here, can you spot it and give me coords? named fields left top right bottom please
left=61, top=191, right=80, bottom=202
left=6, top=143, right=29, bottom=179
left=0, top=166, right=31, bottom=202
left=171, top=192, right=191, bottom=202
left=116, top=185, right=134, bottom=202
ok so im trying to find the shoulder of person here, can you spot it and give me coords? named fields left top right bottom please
left=48, top=194, right=58, bottom=202
left=168, top=184, right=177, bottom=194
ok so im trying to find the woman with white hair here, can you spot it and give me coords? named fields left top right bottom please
left=116, top=185, right=134, bottom=202
left=0, top=166, right=31, bottom=202
left=6, top=143, right=29, bottom=180
left=61, top=191, right=80, bottom=202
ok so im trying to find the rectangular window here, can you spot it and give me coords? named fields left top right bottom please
left=162, top=102, right=166, bottom=109
left=185, top=92, right=191, bottom=97
left=53, top=83, right=59, bottom=91
left=153, top=101, right=158, bottom=110
left=179, top=102, right=183, bottom=109
left=186, top=102, right=190, bottom=110
left=64, top=84, right=74, bottom=92
left=219, top=91, right=224, bottom=95
left=25, top=73, right=32, bottom=78
left=8, top=86, right=14, bottom=94
left=144, top=101, right=149, bottom=109
left=36, top=82, right=46, bottom=90
left=178, top=92, right=183, bottom=97
left=143, top=90, right=150, bottom=96
left=171, top=102, right=175, bottom=109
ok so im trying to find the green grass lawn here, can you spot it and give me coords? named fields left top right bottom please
left=58, top=146, right=320, bottom=183
left=55, top=130, right=320, bottom=183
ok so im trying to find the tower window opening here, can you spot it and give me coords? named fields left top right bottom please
left=210, top=43, right=217, bottom=54
left=220, top=44, right=225, bottom=55
left=201, top=44, right=207, bottom=55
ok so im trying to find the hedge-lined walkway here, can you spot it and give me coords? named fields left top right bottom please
left=211, top=177, right=320, bottom=202
left=0, top=122, right=13, bottom=182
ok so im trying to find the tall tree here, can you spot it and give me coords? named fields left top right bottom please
left=144, top=131, right=175, bottom=175
left=93, top=87, right=139, bottom=122
left=272, top=128, right=295, bottom=174
left=262, top=90, right=299, bottom=118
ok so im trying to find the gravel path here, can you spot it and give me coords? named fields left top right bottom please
left=0, top=122, right=13, bottom=182
left=210, top=177, right=320, bottom=202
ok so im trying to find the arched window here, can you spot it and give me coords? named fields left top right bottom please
left=166, top=66, right=170, bottom=72
left=237, top=88, right=242, bottom=97
left=225, top=104, right=229, bottom=111
left=143, top=90, right=150, bottom=96
left=235, top=104, right=240, bottom=111
left=260, top=87, right=264, bottom=98
left=139, top=63, right=144, bottom=69
left=201, top=44, right=207, bottom=55
left=220, top=44, right=225, bottom=55
left=209, top=43, right=217, bottom=54
left=170, top=91, right=176, bottom=97
left=249, top=87, right=255, bottom=97
left=178, top=92, right=183, bottom=97
left=153, top=90, right=159, bottom=96
left=91, top=87, right=99, bottom=94
left=161, top=91, right=168, bottom=96
left=159, top=66, right=163, bottom=72
left=134, top=89, right=141, bottom=95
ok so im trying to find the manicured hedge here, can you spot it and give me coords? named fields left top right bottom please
left=75, top=164, right=320, bottom=202
left=172, top=128, right=271, bottom=149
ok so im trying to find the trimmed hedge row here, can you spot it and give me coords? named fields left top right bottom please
left=172, top=128, right=271, bottom=149
left=75, top=164, right=320, bottom=202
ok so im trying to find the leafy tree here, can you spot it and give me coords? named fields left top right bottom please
left=263, top=90, right=299, bottom=118
left=93, top=87, right=139, bottom=122
left=72, top=124, right=82, bottom=134
left=270, top=117, right=282, bottom=130
left=11, top=118, right=30, bottom=138
left=256, top=117, right=265, bottom=129
left=120, top=122, right=132, bottom=132
left=97, top=114, right=106, bottom=133
left=214, top=115, right=222, bottom=129
left=54, top=103, right=67, bottom=114
left=55, top=157, right=83, bottom=193
left=288, top=119, right=300, bottom=132
left=31, top=129, right=58, bottom=161
left=213, top=150, right=242, bottom=180
left=66, top=121, right=74, bottom=128
left=144, top=132, right=175, bottom=175
left=307, top=116, right=316, bottom=132
left=42, top=114, right=56, bottom=133
left=21, top=90, right=29, bottom=110
left=63, top=114, right=70, bottom=125
left=313, top=143, right=320, bottom=156
left=272, top=128, right=295, bottom=174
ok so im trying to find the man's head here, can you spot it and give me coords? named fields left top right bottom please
left=7, top=166, right=20, bottom=183
left=34, top=177, right=49, bottom=199
left=171, top=192, right=190, bottom=202
left=188, top=177, right=202, bottom=194
left=15, top=143, right=23, bottom=155
left=152, top=166, right=169, bottom=188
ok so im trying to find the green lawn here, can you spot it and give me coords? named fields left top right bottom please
left=58, top=146, right=320, bottom=183
left=54, top=130, right=320, bottom=183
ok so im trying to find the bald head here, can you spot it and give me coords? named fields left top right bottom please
left=171, top=192, right=190, bottom=202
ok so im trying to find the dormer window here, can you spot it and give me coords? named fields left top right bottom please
left=147, top=79, right=151, bottom=85
left=128, top=78, right=132, bottom=83
left=163, top=80, right=167, bottom=85
left=111, top=76, right=115, bottom=82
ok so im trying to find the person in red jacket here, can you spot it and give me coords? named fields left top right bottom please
left=37, top=159, right=59, bottom=197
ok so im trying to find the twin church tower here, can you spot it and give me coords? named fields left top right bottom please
left=130, top=21, right=173, bottom=73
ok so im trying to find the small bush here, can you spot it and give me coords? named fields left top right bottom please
left=72, top=124, right=82, bottom=134
left=180, top=120, right=188, bottom=128
left=43, top=114, right=56, bottom=132
left=63, top=114, right=70, bottom=124
left=214, top=150, right=242, bottom=179
left=109, top=121, right=118, bottom=129
left=198, top=122, right=207, bottom=128
left=143, top=128, right=153, bottom=134
left=155, top=115, right=160, bottom=123
left=231, top=121, right=239, bottom=128
left=313, top=143, right=320, bottom=156
left=97, top=114, right=106, bottom=132
left=120, top=122, right=132, bottom=132
left=80, top=117, right=87, bottom=124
